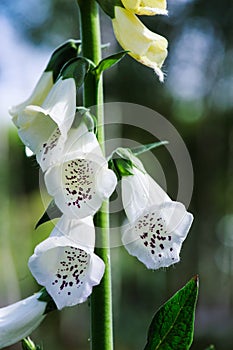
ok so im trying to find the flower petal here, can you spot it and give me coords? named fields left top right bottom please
left=28, top=217, right=105, bottom=309
left=9, top=71, right=53, bottom=122
left=122, top=0, right=168, bottom=16
left=36, top=127, right=65, bottom=172
left=0, top=293, right=46, bottom=348
left=17, top=105, right=58, bottom=153
left=96, top=167, right=118, bottom=199
left=122, top=201, right=193, bottom=269
left=41, top=78, right=76, bottom=138
left=50, top=215, right=96, bottom=249
left=122, top=167, right=171, bottom=223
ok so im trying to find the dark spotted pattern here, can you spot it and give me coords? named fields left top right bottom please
left=135, top=211, right=175, bottom=262
left=62, top=159, right=96, bottom=209
left=51, top=246, right=89, bottom=296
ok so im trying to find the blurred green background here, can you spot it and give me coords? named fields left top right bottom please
left=0, top=0, right=233, bottom=349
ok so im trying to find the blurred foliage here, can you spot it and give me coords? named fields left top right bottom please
left=0, top=0, right=233, bottom=349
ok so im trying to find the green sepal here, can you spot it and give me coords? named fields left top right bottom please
left=108, top=147, right=145, bottom=179
left=35, top=200, right=62, bottom=229
left=38, top=288, right=57, bottom=314
left=93, top=51, right=128, bottom=80
left=144, top=276, right=199, bottom=350
left=96, top=0, right=123, bottom=18
left=108, top=158, right=134, bottom=180
left=73, top=107, right=97, bottom=134
left=45, top=39, right=81, bottom=82
left=132, top=141, right=168, bottom=156
left=21, top=337, right=42, bottom=350
left=58, top=57, right=94, bottom=88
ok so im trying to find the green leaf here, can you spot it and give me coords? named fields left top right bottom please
left=45, top=39, right=81, bottom=81
left=93, top=51, right=128, bottom=79
left=38, top=288, right=57, bottom=314
left=144, top=276, right=199, bottom=350
left=35, top=200, right=62, bottom=229
left=132, top=141, right=168, bottom=156
left=95, top=0, right=123, bottom=18
left=59, top=57, right=94, bottom=88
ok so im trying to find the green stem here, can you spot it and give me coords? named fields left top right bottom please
left=77, top=1, right=114, bottom=350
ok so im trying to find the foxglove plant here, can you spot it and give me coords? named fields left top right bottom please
left=29, top=216, right=105, bottom=309
left=3, top=0, right=199, bottom=349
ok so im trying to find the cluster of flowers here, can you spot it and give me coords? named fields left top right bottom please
left=0, top=1, right=193, bottom=347
left=99, top=0, right=169, bottom=81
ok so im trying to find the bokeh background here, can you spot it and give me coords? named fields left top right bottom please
left=0, top=0, right=233, bottom=349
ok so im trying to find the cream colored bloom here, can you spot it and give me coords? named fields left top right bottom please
left=112, top=7, right=168, bottom=81
left=122, top=0, right=168, bottom=15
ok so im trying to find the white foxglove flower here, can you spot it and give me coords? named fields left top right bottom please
left=121, top=0, right=168, bottom=15
left=112, top=7, right=168, bottom=81
left=28, top=215, right=105, bottom=310
left=17, top=77, right=76, bottom=170
left=0, top=292, right=46, bottom=348
left=44, top=123, right=117, bottom=219
left=121, top=157, right=193, bottom=269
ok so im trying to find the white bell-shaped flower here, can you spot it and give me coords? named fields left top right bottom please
left=122, top=162, right=193, bottom=269
left=44, top=123, right=117, bottom=219
left=28, top=215, right=105, bottom=310
left=0, top=292, right=46, bottom=348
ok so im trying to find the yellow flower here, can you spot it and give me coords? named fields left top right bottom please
left=112, top=6, right=168, bottom=81
left=121, top=0, right=168, bottom=15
